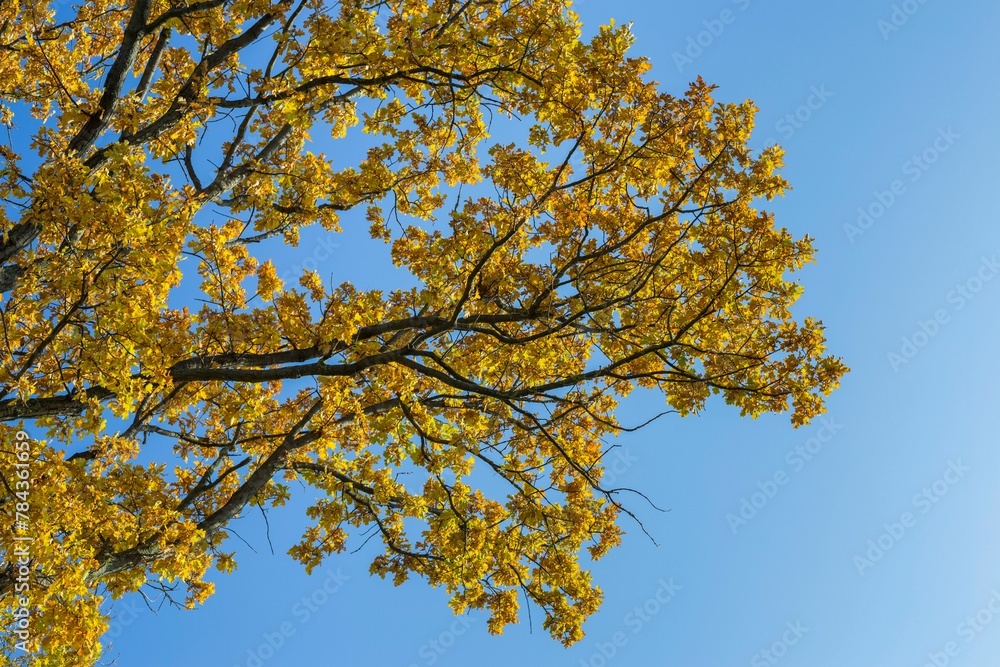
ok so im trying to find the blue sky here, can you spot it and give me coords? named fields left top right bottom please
left=93, top=1, right=1000, bottom=666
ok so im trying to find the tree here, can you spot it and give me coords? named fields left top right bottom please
left=0, top=0, right=846, bottom=662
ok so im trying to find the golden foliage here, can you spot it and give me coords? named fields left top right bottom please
left=0, top=0, right=845, bottom=662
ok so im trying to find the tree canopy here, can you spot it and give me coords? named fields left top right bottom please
left=0, top=0, right=846, bottom=662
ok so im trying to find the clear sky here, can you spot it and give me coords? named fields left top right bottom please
left=96, top=1, right=1000, bottom=666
